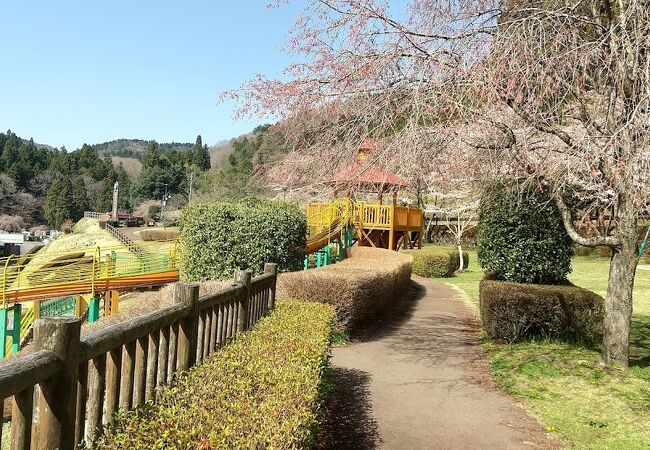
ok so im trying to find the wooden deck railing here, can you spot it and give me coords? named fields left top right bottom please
left=0, top=264, right=278, bottom=449
left=307, top=201, right=423, bottom=233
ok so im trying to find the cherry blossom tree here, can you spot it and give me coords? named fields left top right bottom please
left=227, top=0, right=650, bottom=367
left=425, top=188, right=479, bottom=272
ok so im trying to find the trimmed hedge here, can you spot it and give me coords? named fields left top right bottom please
left=477, top=183, right=573, bottom=284
left=479, top=278, right=604, bottom=344
left=278, top=247, right=412, bottom=330
left=96, top=301, right=335, bottom=449
left=178, top=198, right=306, bottom=281
left=139, top=229, right=178, bottom=241
left=404, top=246, right=469, bottom=278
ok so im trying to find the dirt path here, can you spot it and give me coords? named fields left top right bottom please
left=317, top=276, right=558, bottom=450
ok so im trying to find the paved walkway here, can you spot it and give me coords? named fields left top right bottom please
left=316, top=276, right=557, bottom=450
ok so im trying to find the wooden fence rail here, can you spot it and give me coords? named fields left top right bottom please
left=83, top=212, right=109, bottom=220
left=0, top=263, right=278, bottom=449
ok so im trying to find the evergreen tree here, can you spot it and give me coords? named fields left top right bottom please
left=200, top=144, right=211, bottom=170
left=143, top=140, right=160, bottom=168
left=190, top=135, right=204, bottom=169
left=44, top=176, right=75, bottom=228
left=96, top=170, right=117, bottom=212
left=72, top=176, right=89, bottom=218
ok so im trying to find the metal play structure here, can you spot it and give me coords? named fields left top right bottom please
left=304, top=140, right=424, bottom=267
left=0, top=241, right=178, bottom=357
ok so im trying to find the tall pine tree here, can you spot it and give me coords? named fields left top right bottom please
left=143, top=140, right=160, bottom=168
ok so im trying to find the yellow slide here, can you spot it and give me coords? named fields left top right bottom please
left=304, top=198, right=353, bottom=255
left=304, top=218, right=343, bottom=254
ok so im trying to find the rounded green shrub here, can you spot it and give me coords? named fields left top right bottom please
left=404, top=246, right=468, bottom=278
left=178, top=198, right=306, bottom=281
left=477, top=183, right=572, bottom=285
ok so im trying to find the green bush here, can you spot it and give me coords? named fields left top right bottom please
left=139, top=229, right=177, bottom=241
left=479, top=279, right=604, bottom=344
left=179, top=198, right=306, bottom=281
left=96, top=301, right=335, bottom=449
left=573, top=244, right=594, bottom=257
left=147, top=204, right=161, bottom=220
left=404, top=246, right=468, bottom=278
left=449, top=248, right=470, bottom=271
left=477, top=183, right=573, bottom=285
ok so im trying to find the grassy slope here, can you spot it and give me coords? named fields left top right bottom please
left=18, top=218, right=128, bottom=278
left=441, top=249, right=650, bottom=450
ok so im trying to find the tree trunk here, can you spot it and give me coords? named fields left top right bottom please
left=602, top=221, right=639, bottom=367
left=457, top=242, right=465, bottom=272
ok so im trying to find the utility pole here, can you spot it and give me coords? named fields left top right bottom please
left=160, top=183, right=168, bottom=224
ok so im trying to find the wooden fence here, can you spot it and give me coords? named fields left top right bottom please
left=83, top=212, right=109, bottom=220
left=0, top=264, right=278, bottom=449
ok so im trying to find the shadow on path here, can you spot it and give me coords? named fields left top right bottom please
left=350, top=281, right=425, bottom=342
left=318, top=277, right=558, bottom=450
left=315, top=367, right=380, bottom=450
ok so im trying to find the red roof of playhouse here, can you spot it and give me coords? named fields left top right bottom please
left=324, top=140, right=408, bottom=190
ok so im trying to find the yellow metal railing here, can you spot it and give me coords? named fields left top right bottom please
left=0, top=240, right=178, bottom=303
left=306, top=198, right=354, bottom=237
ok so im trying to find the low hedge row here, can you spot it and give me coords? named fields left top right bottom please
left=278, top=247, right=413, bottom=330
left=139, top=229, right=178, bottom=241
left=403, top=246, right=469, bottom=278
left=96, top=301, right=335, bottom=449
left=479, top=278, right=604, bottom=344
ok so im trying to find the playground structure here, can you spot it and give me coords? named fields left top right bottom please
left=0, top=241, right=178, bottom=357
left=304, top=140, right=424, bottom=266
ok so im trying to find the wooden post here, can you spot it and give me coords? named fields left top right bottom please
left=388, top=204, right=395, bottom=251
left=119, top=341, right=135, bottom=410
left=235, top=271, right=251, bottom=334
left=145, top=331, right=159, bottom=402
left=75, top=295, right=87, bottom=319
left=11, top=385, right=34, bottom=449
left=132, top=336, right=147, bottom=407
left=157, top=327, right=169, bottom=388
left=33, top=317, right=81, bottom=450
left=175, top=283, right=199, bottom=372
left=85, top=355, right=106, bottom=443
left=104, top=348, right=121, bottom=425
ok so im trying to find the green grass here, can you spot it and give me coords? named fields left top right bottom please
left=435, top=248, right=650, bottom=449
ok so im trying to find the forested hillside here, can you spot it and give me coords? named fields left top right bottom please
left=93, top=139, right=193, bottom=159
left=0, top=124, right=288, bottom=231
left=208, top=124, right=288, bottom=197
left=0, top=130, right=212, bottom=229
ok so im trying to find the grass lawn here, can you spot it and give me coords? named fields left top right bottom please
left=439, top=249, right=650, bottom=450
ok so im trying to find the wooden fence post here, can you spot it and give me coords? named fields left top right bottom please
left=33, top=317, right=81, bottom=450
left=235, top=270, right=252, bottom=333
left=175, top=283, right=199, bottom=372
left=264, top=263, right=278, bottom=310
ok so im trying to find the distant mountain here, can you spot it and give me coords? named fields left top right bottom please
left=93, top=139, right=193, bottom=159
left=19, top=138, right=54, bottom=151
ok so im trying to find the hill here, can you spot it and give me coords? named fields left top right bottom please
left=110, top=156, right=143, bottom=177
left=209, top=140, right=234, bottom=170
left=93, top=139, right=193, bottom=159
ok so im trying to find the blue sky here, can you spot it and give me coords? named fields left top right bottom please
left=0, top=1, right=305, bottom=149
